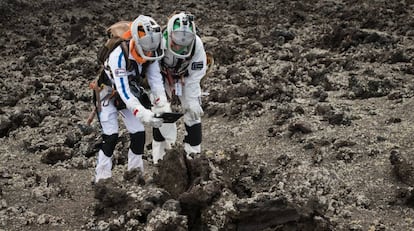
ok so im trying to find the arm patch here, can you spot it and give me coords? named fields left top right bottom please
left=191, top=61, right=204, bottom=70
left=114, top=68, right=127, bottom=77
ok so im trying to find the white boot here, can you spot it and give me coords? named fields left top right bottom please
left=128, top=149, right=144, bottom=172
left=152, top=140, right=166, bottom=164
left=95, top=150, right=112, bottom=183
left=184, top=143, right=201, bottom=159
left=152, top=123, right=177, bottom=164
left=159, top=123, right=177, bottom=144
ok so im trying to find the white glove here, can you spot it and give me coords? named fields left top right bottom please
left=134, top=106, right=163, bottom=128
left=152, top=94, right=171, bottom=115
left=186, top=101, right=204, bottom=120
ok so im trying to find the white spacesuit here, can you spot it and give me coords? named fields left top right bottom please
left=95, top=15, right=168, bottom=182
left=152, top=12, right=207, bottom=163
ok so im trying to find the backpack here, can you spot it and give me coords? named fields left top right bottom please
left=97, top=21, right=133, bottom=70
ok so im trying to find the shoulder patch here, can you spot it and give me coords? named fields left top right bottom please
left=191, top=61, right=204, bottom=70
left=114, top=68, right=127, bottom=77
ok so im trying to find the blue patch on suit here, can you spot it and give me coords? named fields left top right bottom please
left=191, top=62, right=203, bottom=70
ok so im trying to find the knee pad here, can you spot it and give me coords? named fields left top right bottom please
left=130, top=131, right=145, bottom=154
left=184, top=123, right=202, bottom=146
left=153, top=127, right=165, bottom=142
left=101, top=133, right=118, bottom=157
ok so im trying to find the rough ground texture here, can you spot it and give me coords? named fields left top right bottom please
left=2, top=0, right=414, bottom=230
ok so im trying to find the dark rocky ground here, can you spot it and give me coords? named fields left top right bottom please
left=2, top=0, right=414, bottom=230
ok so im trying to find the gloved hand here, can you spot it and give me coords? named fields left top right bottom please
left=135, top=107, right=163, bottom=128
left=186, top=101, right=204, bottom=120
left=152, top=94, right=171, bottom=115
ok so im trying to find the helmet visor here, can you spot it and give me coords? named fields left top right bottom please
left=171, top=30, right=195, bottom=46
left=170, top=42, right=191, bottom=56
left=138, top=33, right=161, bottom=52
left=137, top=31, right=164, bottom=60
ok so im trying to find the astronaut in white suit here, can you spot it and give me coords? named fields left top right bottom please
left=152, top=12, right=207, bottom=163
left=95, top=15, right=168, bottom=182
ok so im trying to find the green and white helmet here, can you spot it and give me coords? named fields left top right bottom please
left=131, top=15, right=164, bottom=61
left=165, top=12, right=196, bottom=59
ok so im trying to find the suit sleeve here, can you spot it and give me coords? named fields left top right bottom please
left=146, top=60, right=166, bottom=98
left=183, top=36, right=207, bottom=99
left=107, top=46, right=143, bottom=112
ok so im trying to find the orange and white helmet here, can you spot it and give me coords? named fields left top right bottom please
left=166, top=12, right=196, bottom=59
left=131, top=15, right=164, bottom=61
